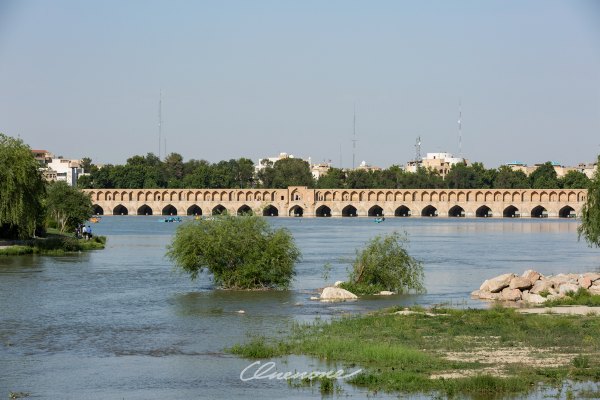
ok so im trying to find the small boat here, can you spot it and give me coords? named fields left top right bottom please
left=158, top=216, right=182, bottom=223
left=89, top=216, right=102, bottom=223
left=374, top=217, right=386, bottom=223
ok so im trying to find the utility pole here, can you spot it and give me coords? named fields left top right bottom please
left=458, top=99, right=462, bottom=157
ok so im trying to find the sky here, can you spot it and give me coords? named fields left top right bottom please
left=1, top=0, right=599, bottom=168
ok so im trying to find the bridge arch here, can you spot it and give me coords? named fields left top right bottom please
left=162, top=204, right=177, bottom=216
left=137, top=204, right=153, bottom=215
left=113, top=204, right=128, bottom=215
left=476, top=205, right=492, bottom=218
left=315, top=205, right=332, bottom=217
left=289, top=205, right=303, bottom=217
left=342, top=205, right=358, bottom=217
left=212, top=204, right=227, bottom=215
left=395, top=205, right=411, bottom=217
left=503, top=205, right=519, bottom=218
left=448, top=205, right=465, bottom=217
left=263, top=205, right=279, bottom=217
left=187, top=205, right=202, bottom=216
left=531, top=205, right=548, bottom=218
left=92, top=204, right=104, bottom=215
left=422, top=205, right=438, bottom=217
left=559, top=205, right=576, bottom=218
left=237, top=205, right=253, bottom=216
left=368, top=205, right=384, bottom=217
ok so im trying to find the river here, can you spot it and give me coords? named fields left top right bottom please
left=1, top=217, right=598, bottom=399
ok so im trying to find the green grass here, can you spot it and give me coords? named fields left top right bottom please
left=230, top=306, right=600, bottom=398
left=544, top=288, right=600, bottom=307
left=0, top=234, right=106, bottom=256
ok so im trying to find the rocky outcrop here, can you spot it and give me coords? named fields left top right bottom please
left=472, top=270, right=600, bottom=304
left=320, top=286, right=358, bottom=301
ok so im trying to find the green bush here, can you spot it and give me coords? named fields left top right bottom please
left=166, top=216, right=301, bottom=289
left=341, top=232, right=424, bottom=295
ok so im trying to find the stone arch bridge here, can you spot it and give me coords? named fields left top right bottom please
left=83, top=187, right=586, bottom=219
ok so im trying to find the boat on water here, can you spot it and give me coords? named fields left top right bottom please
left=89, top=216, right=102, bottom=223
left=158, top=216, right=182, bottom=223
left=374, top=217, right=386, bottom=223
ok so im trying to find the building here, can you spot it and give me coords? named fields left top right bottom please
left=31, top=150, right=85, bottom=186
left=405, top=152, right=469, bottom=178
left=255, top=152, right=296, bottom=173
left=310, top=162, right=332, bottom=179
left=355, top=160, right=382, bottom=172
left=505, top=161, right=597, bottom=179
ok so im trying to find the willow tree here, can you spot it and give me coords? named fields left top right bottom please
left=0, top=133, right=46, bottom=238
left=579, top=156, right=600, bottom=247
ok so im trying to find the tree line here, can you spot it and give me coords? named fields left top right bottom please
left=78, top=152, right=591, bottom=190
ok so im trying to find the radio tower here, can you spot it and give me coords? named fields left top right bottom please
left=415, top=136, right=422, bottom=163
left=158, top=90, right=163, bottom=159
left=458, top=99, right=462, bottom=157
left=352, top=105, right=357, bottom=169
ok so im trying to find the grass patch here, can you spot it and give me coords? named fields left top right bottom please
left=544, top=288, right=600, bottom=307
left=230, top=306, right=600, bottom=398
left=0, top=234, right=106, bottom=256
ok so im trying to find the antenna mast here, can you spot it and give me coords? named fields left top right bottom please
left=415, top=136, right=422, bottom=163
left=158, top=90, right=162, bottom=159
left=458, top=99, right=462, bottom=157
left=352, top=105, right=357, bottom=169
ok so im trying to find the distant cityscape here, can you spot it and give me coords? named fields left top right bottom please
left=31, top=148, right=597, bottom=187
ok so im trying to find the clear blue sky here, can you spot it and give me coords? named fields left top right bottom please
left=1, top=0, right=599, bottom=168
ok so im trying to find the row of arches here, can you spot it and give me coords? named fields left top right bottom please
left=96, top=204, right=577, bottom=218
left=90, top=190, right=280, bottom=203
left=313, top=190, right=585, bottom=203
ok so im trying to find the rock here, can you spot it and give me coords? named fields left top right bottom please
left=477, top=291, right=501, bottom=301
left=549, top=274, right=578, bottom=286
left=470, top=290, right=481, bottom=298
left=378, top=291, right=394, bottom=296
left=530, top=280, right=554, bottom=294
left=334, top=281, right=343, bottom=287
left=486, top=273, right=515, bottom=293
left=509, top=276, right=533, bottom=290
left=501, top=287, right=522, bottom=301
left=309, top=296, right=319, bottom=301
left=479, top=279, right=491, bottom=291
left=578, top=276, right=593, bottom=289
left=522, top=291, right=546, bottom=304
left=320, top=286, right=358, bottom=301
left=558, top=283, right=580, bottom=296
left=236, top=310, right=245, bottom=314
left=583, top=273, right=600, bottom=282
left=589, top=283, right=600, bottom=295
left=522, top=269, right=541, bottom=285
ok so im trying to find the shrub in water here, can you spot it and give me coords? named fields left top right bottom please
left=340, top=232, right=424, bottom=295
left=166, top=216, right=300, bottom=289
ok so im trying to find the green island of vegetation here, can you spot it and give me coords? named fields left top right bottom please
left=231, top=305, right=600, bottom=398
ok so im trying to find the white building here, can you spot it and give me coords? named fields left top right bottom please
left=405, top=152, right=469, bottom=178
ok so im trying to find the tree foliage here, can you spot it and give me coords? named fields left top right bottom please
left=166, top=216, right=301, bottom=289
left=0, top=133, right=46, bottom=239
left=579, top=156, right=600, bottom=247
left=46, top=181, right=93, bottom=232
left=341, top=232, right=425, bottom=295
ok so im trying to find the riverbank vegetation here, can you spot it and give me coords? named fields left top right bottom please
left=0, top=232, right=106, bottom=256
left=579, top=155, right=600, bottom=247
left=76, top=150, right=593, bottom=190
left=231, top=306, right=600, bottom=398
left=0, top=133, right=100, bottom=244
left=167, top=216, right=300, bottom=289
left=339, top=232, right=425, bottom=295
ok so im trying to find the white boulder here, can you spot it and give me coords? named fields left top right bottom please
left=320, top=286, right=358, bottom=301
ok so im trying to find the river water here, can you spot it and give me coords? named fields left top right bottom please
left=1, top=217, right=598, bottom=399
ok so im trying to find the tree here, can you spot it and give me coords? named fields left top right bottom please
left=578, top=156, right=600, bottom=247
left=560, top=170, right=590, bottom=189
left=340, top=232, right=425, bottom=295
left=0, top=133, right=46, bottom=238
left=46, top=181, right=93, bottom=233
left=530, top=162, right=559, bottom=188
left=316, top=168, right=346, bottom=188
left=262, top=158, right=314, bottom=188
left=166, top=216, right=301, bottom=289
left=493, top=166, right=530, bottom=188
